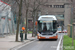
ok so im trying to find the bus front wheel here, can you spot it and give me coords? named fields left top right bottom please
left=39, top=39, right=42, bottom=41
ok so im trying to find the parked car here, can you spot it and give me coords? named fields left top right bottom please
left=62, top=29, right=67, bottom=33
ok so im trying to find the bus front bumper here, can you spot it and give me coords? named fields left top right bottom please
left=37, top=35, right=58, bottom=39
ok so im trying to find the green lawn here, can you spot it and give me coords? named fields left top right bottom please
left=28, top=31, right=32, bottom=33
left=63, top=35, right=75, bottom=50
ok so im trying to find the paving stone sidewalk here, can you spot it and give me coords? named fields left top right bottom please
left=0, top=34, right=36, bottom=50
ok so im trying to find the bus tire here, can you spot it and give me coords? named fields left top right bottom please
left=39, top=39, right=41, bottom=41
left=55, top=39, right=58, bottom=41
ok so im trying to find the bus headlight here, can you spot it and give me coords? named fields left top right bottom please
left=39, top=37, right=41, bottom=38
left=37, top=33, right=41, bottom=36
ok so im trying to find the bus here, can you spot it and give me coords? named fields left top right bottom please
left=37, top=15, right=58, bottom=40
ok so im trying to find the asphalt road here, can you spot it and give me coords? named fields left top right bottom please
left=18, top=33, right=63, bottom=50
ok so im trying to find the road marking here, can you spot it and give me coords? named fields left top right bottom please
left=13, top=40, right=36, bottom=50
left=56, top=35, right=62, bottom=50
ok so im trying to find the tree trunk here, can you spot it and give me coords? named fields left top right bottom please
left=25, top=8, right=28, bottom=40
left=16, top=0, right=22, bottom=42
left=32, top=11, right=34, bottom=37
left=25, top=0, right=30, bottom=40
left=32, top=11, right=36, bottom=37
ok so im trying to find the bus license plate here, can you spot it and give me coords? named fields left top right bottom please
left=46, top=37, right=49, bottom=38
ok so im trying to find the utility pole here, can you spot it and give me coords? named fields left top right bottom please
left=72, top=0, right=75, bottom=22
left=71, top=0, right=75, bottom=46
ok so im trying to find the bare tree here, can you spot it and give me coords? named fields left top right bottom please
left=1, top=0, right=12, bottom=11
left=1, top=0, right=48, bottom=40
left=15, top=0, right=23, bottom=41
left=30, top=0, right=48, bottom=37
left=24, top=0, right=30, bottom=39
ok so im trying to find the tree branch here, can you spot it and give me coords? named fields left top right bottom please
left=16, top=0, right=20, bottom=6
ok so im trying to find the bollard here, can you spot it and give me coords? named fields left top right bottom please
left=70, top=25, right=72, bottom=38
left=67, top=24, right=71, bottom=37
left=20, top=31, right=23, bottom=42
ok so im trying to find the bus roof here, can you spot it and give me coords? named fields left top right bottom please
left=38, top=15, right=57, bottom=21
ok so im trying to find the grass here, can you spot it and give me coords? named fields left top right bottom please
left=28, top=31, right=32, bottom=33
left=63, top=35, right=75, bottom=50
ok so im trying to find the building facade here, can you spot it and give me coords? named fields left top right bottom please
left=39, top=0, right=71, bottom=29
left=2, top=0, right=72, bottom=30
left=0, top=0, right=15, bottom=34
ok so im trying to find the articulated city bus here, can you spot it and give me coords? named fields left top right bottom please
left=37, top=15, right=58, bottom=40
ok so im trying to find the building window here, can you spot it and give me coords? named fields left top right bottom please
left=62, top=5, right=64, bottom=8
left=60, top=5, right=64, bottom=8
left=54, top=5, right=64, bottom=8
left=50, top=5, right=52, bottom=8
left=54, top=5, right=56, bottom=8
left=56, top=5, right=59, bottom=8
left=60, top=5, right=62, bottom=8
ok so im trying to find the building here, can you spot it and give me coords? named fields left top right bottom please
left=38, top=0, right=71, bottom=29
left=0, top=0, right=15, bottom=34
left=27, top=0, right=72, bottom=30
left=1, top=0, right=72, bottom=30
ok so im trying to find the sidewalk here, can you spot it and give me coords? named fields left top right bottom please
left=0, top=34, right=36, bottom=50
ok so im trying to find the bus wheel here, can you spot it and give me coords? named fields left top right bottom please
left=39, top=39, right=41, bottom=41
left=55, top=39, right=58, bottom=41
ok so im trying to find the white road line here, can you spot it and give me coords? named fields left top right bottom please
left=56, top=36, right=62, bottom=50
left=13, top=40, right=35, bottom=50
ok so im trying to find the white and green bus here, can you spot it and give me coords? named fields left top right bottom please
left=37, top=15, right=58, bottom=40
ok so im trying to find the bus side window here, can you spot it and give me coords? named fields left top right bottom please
left=53, top=20, right=57, bottom=32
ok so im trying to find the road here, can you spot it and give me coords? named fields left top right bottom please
left=18, top=33, right=63, bottom=50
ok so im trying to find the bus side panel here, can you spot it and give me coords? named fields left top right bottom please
left=37, top=35, right=58, bottom=39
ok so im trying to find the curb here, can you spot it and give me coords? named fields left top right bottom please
left=10, top=39, right=35, bottom=50
left=56, top=36, right=63, bottom=50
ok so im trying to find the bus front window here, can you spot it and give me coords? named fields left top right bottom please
left=38, top=21, right=53, bottom=33
left=43, top=23, right=47, bottom=31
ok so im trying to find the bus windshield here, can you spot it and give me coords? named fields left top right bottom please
left=38, top=20, right=57, bottom=33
